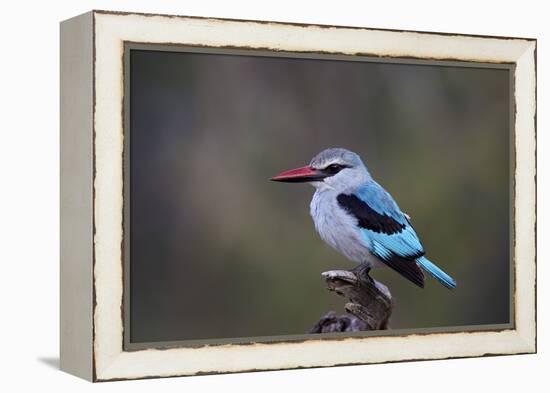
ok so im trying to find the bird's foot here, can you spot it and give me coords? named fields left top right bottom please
left=350, top=264, right=374, bottom=284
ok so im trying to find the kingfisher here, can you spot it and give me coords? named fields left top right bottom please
left=271, top=148, right=456, bottom=289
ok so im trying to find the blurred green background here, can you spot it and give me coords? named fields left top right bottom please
left=129, top=49, right=511, bottom=343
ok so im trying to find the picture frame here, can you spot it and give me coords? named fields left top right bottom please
left=60, top=10, right=536, bottom=382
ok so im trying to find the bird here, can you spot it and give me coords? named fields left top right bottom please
left=270, top=147, right=456, bottom=289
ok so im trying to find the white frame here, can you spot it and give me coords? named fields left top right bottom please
left=60, top=10, right=536, bottom=382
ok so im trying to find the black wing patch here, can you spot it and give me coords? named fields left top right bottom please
left=337, top=194, right=406, bottom=235
left=382, top=252, right=425, bottom=288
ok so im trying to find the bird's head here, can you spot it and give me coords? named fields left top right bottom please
left=270, top=148, right=370, bottom=192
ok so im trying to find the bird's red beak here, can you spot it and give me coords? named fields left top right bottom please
left=270, top=165, right=326, bottom=183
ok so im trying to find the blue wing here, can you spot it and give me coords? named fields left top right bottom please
left=337, top=182, right=426, bottom=287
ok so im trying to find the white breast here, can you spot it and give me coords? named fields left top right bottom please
left=309, top=190, right=382, bottom=268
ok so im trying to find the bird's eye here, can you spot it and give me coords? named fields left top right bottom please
left=325, top=164, right=344, bottom=174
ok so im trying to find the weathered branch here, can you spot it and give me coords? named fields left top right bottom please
left=309, top=267, right=393, bottom=333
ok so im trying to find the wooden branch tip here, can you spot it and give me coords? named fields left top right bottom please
left=310, top=267, right=394, bottom=332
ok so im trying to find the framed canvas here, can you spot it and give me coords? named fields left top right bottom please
left=60, top=10, right=537, bottom=382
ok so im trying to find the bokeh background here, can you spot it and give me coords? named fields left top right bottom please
left=129, top=49, right=511, bottom=343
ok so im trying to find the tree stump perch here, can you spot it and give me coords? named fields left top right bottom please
left=309, top=267, right=394, bottom=333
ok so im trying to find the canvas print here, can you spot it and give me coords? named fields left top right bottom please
left=127, top=47, right=511, bottom=346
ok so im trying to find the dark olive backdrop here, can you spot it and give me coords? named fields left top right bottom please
left=129, top=49, right=510, bottom=343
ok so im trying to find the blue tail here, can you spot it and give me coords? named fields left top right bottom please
left=416, top=256, right=457, bottom=289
